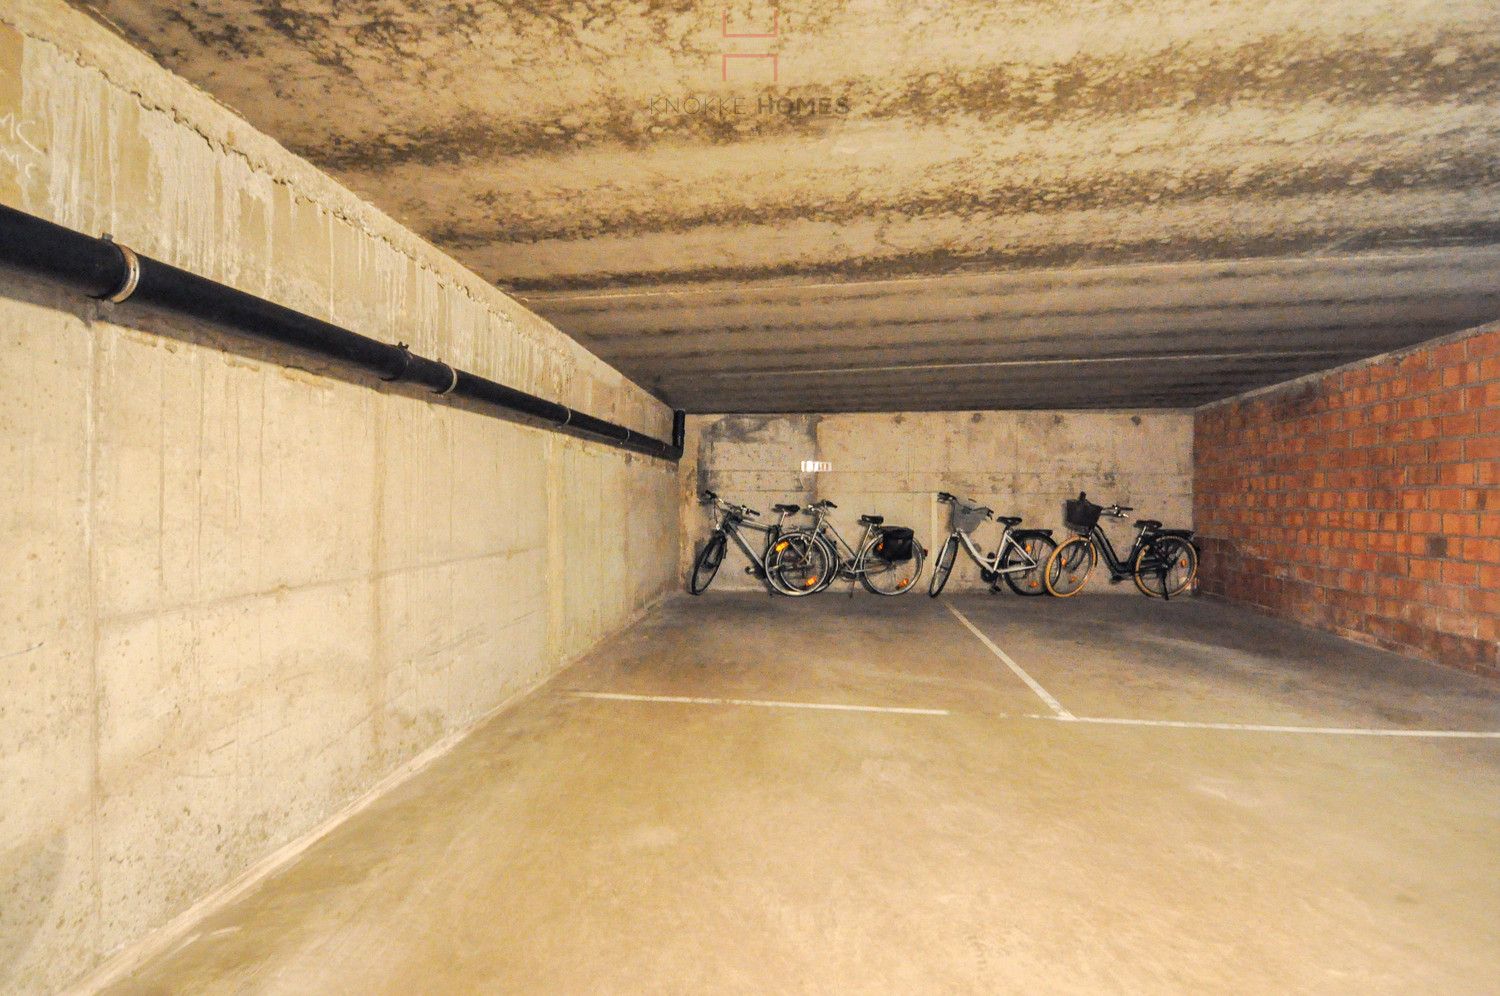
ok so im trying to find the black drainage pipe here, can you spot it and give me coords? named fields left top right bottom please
left=0, top=203, right=683, bottom=461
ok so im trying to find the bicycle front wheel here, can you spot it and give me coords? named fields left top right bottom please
left=766, top=530, right=831, bottom=596
left=928, top=535, right=959, bottom=597
left=1044, top=536, right=1096, bottom=597
left=1134, top=536, right=1198, bottom=599
left=689, top=532, right=727, bottom=594
left=860, top=538, right=925, bottom=596
left=1001, top=534, right=1057, bottom=596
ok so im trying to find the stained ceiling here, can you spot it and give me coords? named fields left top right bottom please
left=76, top=0, right=1500, bottom=411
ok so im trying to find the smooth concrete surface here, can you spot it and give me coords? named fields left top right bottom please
left=0, top=3, right=676, bottom=991
left=679, top=411, right=1192, bottom=591
left=106, top=593, right=1500, bottom=994
left=64, top=0, right=1500, bottom=409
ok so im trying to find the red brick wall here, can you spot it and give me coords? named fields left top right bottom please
left=1194, top=323, right=1500, bottom=677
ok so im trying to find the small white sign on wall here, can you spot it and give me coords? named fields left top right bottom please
left=800, top=460, right=832, bottom=473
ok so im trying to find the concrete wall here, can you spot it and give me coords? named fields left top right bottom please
left=1196, top=322, right=1500, bottom=676
left=0, top=3, right=678, bottom=992
left=679, top=411, right=1193, bottom=591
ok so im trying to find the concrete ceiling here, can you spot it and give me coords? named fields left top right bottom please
left=77, top=0, right=1500, bottom=411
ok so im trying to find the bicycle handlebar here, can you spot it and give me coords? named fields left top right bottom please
left=701, top=490, right=760, bottom=519
left=937, top=491, right=955, bottom=503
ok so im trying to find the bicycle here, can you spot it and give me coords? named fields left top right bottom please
left=1043, top=492, right=1199, bottom=599
left=928, top=492, right=1057, bottom=597
left=768, top=499, right=925, bottom=596
left=689, top=491, right=830, bottom=596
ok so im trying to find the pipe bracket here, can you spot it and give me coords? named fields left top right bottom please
left=433, top=362, right=459, bottom=396
left=98, top=236, right=141, bottom=303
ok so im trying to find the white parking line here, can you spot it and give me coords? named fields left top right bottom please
left=945, top=603, right=1075, bottom=719
left=570, top=691, right=950, bottom=716
left=1038, top=715, right=1500, bottom=739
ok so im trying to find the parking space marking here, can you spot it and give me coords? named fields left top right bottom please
left=1036, top=715, right=1500, bottom=739
left=571, top=691, right=950, bottom=716
left=945, top=603, right=1075, bottom=719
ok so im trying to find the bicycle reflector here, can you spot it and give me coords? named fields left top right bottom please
left=774, top=540, right=789, bottom=552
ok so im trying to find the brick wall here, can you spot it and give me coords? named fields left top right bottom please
left=1194, top=322, right=1500, bottom=677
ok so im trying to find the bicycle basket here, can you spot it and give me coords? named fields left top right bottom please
left=873, top=526, right=915, bottom=563
left=1062, top=495, right=1102, bottom=532
left=952, top=501, right=988, bottom=534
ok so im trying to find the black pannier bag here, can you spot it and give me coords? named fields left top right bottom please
left=874, top=526, right=916, bottom=562
left=1063, top=492, right=1102, bottom=533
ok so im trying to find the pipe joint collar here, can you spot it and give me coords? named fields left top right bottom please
left=381, top=343, right=413, bottom=382
left=433, top=362, right=459, bottom=396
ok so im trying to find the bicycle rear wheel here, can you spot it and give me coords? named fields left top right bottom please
left=1133, top=536, right=1198, bottom=599
left=689, top=532, right=727, bottom=594
left=1044, top=536, right=1096, bottom=597
left=766, top=530, right=831, bottom=596
left=1001, top=534, right=1057, bottom=596
left=928, top=535, right=959, bottom=597
left=860, top=538, right=925, bottom=596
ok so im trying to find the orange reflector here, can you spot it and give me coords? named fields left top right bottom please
left=804, top=577, right=817, bottom=587
left=774, top=541, right=789, bottom=552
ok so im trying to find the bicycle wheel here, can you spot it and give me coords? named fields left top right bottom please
left=928, top=535, right=959, bottom=597
left=766, top=530, right=831, bottom=596
left=1133, top=536, right=1198, bottom=599
left=1044, top=536, right=1096, bottom=597
left=811, top=533, right=841, bottom=592
left=860, top=537, right=925, bottom=596
left=1001, top=534, right=1057, bottom=596
left=689, top=532, right=727, bottom=594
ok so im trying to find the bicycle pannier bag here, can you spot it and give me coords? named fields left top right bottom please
left=1063, top=494, right=1102, bottom=532
left=874, top=526, right=916, bottom=562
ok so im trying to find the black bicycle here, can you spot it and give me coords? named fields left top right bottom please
left=689, top=491, right=829, bottom=596
left=928, top=492, right=1056, bottom=597
left=1043, top=492, right=1198, bottom=599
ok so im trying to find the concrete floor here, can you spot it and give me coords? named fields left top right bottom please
left=109, top=593, right=1500, bottom=994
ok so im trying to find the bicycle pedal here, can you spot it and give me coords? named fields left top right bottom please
left=1107, top=576, right=1124, bottom=584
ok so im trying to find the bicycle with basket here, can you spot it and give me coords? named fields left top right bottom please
left=928, top=492, right=1057, bottom=597
left=1043, top=492, right=1199, bottom=599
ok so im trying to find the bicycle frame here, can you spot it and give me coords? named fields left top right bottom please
left=1077, top=521, right=1152, bottom=580
left=951, top=527, right=1040, bottom=579
left=808, top=511, right=877, bottom=580
left=709, top=504, right=791, bottom=579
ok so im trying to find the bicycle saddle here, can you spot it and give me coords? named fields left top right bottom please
left=936, top=491, right=955, bottom=502
left=772, top=503, right=801, bottom=513
left=859, top=514, right=884, bottom=526
left=1134, top=518, right=1162, bottom=530
left=813, top=499, right=837, bottom=509
left=995, top=515, right=1022, bottom=527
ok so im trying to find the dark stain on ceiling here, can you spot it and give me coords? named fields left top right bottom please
left=74, top=0, right=1500, bottom=411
